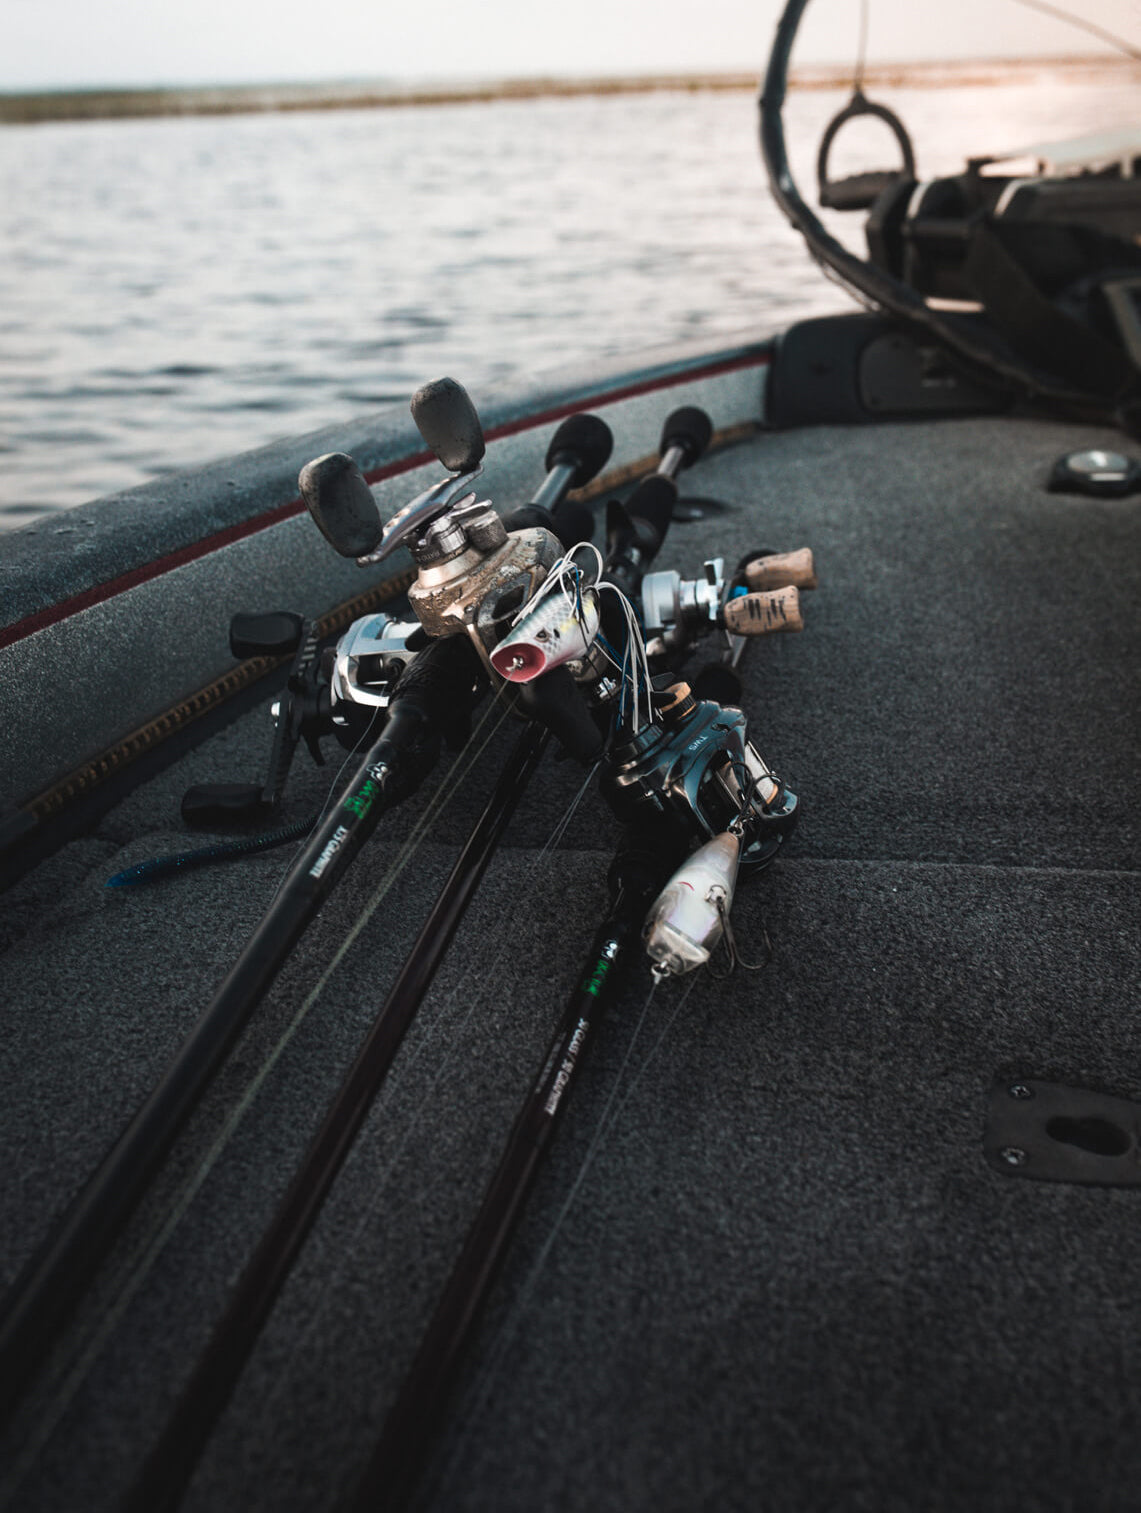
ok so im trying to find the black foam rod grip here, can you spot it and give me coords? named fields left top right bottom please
left=545, top=413, right=613, bottom=489
left=229, top=611, right=304, bottom=660
left=299, top=454, right=383, bottom=558
left=623, top=472, right=678, bottom=553
left=606, top=834, right=675, bottom=906
left=501, top=502, right=592, bottom=551
left=369, top=637, right=484, bottom=794
left=660, top=406, right=713, bottom=468
left=181, top=783, right=267, bottom=829
left=549, top=499, right=595, bottom=548
left=516, top=667, right=604, bottom=763
left=385, top=634, right=484, bottom=728
left=690, top=663, right=744, bottom=708
left=410, top=378, right=486, bottom=474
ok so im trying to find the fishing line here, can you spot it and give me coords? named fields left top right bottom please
left=853, top=0, right=869, bottom=91
left=340, top=755, right=601, bottom=1157
left=1005, top=0, right=1141, bottom=60
left=0, top=687, right=519, bottom=1507
left=435, top=972, right=698, bottom=1501
left=516, top=540, right=651, bottom=733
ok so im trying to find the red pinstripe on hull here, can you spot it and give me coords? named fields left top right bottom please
left=0, top=350, right=769, bottom=652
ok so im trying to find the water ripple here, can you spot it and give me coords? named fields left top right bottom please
left=1, top=79, right=1135, bottom=527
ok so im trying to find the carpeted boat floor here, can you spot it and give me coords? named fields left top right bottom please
left=1, top=413, right=1138, bottom=1512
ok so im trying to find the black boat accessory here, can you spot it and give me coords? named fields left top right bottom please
left=816, top=88, right=915, bottom=213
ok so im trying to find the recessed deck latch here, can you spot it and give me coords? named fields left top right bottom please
left=984, top=1080, right=1141, bottom=1185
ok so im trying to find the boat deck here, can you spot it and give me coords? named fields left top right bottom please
left=3, top=410, right=1139, bottom=1511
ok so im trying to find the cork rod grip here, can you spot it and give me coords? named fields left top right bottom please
left=721, top=586, right=803, bottom=635
left=744, top=548, right=817, bottom=592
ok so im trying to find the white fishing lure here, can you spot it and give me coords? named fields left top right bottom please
left=490, top=584, right=601, bottom=682
left=643, top=831, right=742, bottom=981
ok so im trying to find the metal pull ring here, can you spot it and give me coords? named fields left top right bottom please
left=816, top=89, right=916, bottom=212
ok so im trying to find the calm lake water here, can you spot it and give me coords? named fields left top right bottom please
left=1, top=74, right=1137, bottom=530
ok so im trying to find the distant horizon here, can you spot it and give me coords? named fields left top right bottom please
left=1, top=52, right=1134, bottom=114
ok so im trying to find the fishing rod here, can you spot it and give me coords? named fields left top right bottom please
left=346, top=655, right=811, bottom=1506
left=0, top=387, right=613, bottom=1424
left=117, top=389, right=716, bottom=1509
left=126, top=717, right=551, bottom=1513
left=336, top=442, right=821, bottom=1504
left=20, top=369, right=808, bottom=1499
left=347, top=830, right=680, bottom=1511
left=0, top=635, right=485, bottom=1422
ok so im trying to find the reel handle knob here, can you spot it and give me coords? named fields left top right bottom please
left=410, top=377, right=486, bottom=474
left=299, top=453, right=383, bottom=558
left=722, top=586, right=803, bottom=636
left=743, top=548, right=817, bottom=592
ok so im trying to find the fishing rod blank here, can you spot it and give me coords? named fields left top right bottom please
left=0, top=635, right=483, bottom=1424
left=346, top=835, right=674, bottom=1511
left=125, top=719, right=551, bottom=1513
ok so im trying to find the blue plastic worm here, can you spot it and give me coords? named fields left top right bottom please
left=106, top=814, right=317, bottom=888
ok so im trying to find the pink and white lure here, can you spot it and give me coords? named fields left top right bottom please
left=490, top=584, right=601, bottom=683
left=643, top=831, right=741, bottom=981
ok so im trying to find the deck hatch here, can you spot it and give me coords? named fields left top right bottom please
left=985, top=1079, right=1141, bottom=1185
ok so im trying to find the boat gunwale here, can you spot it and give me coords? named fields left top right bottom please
left=0, top=338, right=774, bottom=647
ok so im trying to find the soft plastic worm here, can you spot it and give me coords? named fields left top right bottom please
left=106, top=814, right=317, bottom=888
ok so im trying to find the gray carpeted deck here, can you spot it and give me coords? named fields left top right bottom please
left=1, top=412, right=1138, bottom=1512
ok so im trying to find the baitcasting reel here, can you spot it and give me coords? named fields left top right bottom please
left=299, top=379, right=611, bottom=676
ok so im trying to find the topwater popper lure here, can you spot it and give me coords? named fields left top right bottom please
left=489, top=549, right=603, bottom=683
left=488, top=540, right=656, bottom=752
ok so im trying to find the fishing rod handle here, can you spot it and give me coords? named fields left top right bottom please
left=659, top=406, right=713, bottom=477
left=543, top=412, right=613, bottom=494
left=511, top=414, right=613, bottom=546
left=722, top=585, right=803, bottom=635
left=347, top=830, right=674, bottom=1512
left=622, top=471, right=677, bottom=550
left=501, top=501, right=591, bottom=551
left=743, top=547, right=817, bottom=592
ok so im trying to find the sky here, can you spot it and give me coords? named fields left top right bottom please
left=2, top=0, right=1139, bottom=91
